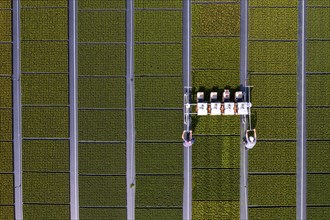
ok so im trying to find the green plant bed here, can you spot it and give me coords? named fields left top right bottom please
left=22, top=107, right=69, bottom=138
left=0, top=77, right=12, bottom=107
left=135, top=77, right=182, bottom=108
left=136, top=143, right=182, bottom=174
left=249, top=174, right=295, bottom=206
left=307, top=141, right=330, bottom=172
left=192, top=136, right=240, bottom=169
left=0, top=109, right=12, bottom=141
left=249, top=0, right=297, bottom=6
left=135, top=10, right=182, bottom=42
left=22, top=74, right=68, bottom=105
left=249, top=142, right=296, bottom=172
left=135, top=0, right=182, bottom=9
left=193, top=169, right=239, bottom=201
left=78, top=44, right=125, bottom=76
left=307, top=41, right=330, bottom=73
left=307, top=8, right=330, bottom=39
left=23, top=140, right=69, bottom=172
left=21, top=41, right=68, bottom=73
left=249, top=207, right=296, bottom=220
left=307, top=207, right=330, bottom=220
left=78, top=11, right=125, bottom=42
left=192, top=38, right=240, bottom=70
left=80, top=208, right=126, bottom=220
left=136, top=208, right=182, bottom=220
left=307, top=174, right=330, bottom=205
left=23, top=204, right=69, bottom=220
left=21, top=8, right=68, bottom=40
left=0, top=0, right=11, bottom=8
left=0, top=206, right=14, bottom=219
left=0, top=44, right=11, bottom=75
left=135, top=110, right=181, bottom=141
left=135, top=44, right=182, bottom=75
left=249, top=41, right=297, bottom=73
left=250, top=75, right=296, bottom=107
left=308, top=0, right=330, bottom=6
left=21, top=0, right=67, bottom=7
left=136, top=175, right=182, bottom=207
left=0, top=142, right=12, bottom=172
left=79, top=143, right=126, bottom=175
left=78, top=77, right=125, bottom=108
left=79, top=175, right=126, bottom=206
left=192, top=201, right=239, bottom=220
left=79, top=110, right=125, bottom=141
left=307, top=108, right=330, bottom=139
left=0, top=10, right=11, bottom=41
left=0, top=174, right=13, bottom=205
left=252, top=108, right=296, bottom=139
left=23, top=172, right=69, bottom=203
left=192, top=4, right=239, bottom=37
left=249, top=8, right=297, bottom=40
left=79, top=0, right=125, bottom=9
left=306, top=75, right=330, bottom=106
left=193, top=0, right=239, bottom=3
left=193, top=116, right=240, bottom=135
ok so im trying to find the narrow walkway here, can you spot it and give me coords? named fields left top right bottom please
left=183, top=0, right=192, bottom=219
left=239, top=0, right=249, bottom=219
left=126, top=0, right=136, bottom=219
left=69, top=0, right=79, bottom=219
left=13, top=0, right=23, bottom=219
left=297, top=0, right=307, bottom=219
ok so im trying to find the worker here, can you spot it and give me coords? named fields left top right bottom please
left=245, top=129, right=257, bottom=149
left=182, top=130, right=195, bottom=147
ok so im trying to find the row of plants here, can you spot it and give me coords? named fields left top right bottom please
left=307, top=75, right=330, bottom=106
left=0, top=9, right=11, bottom=42
left=78, top=0, right=125, bottom=10
left=307, top=141, right=330, bottom=172
left=23, top=204, right=70, bottom=220
left=0, top=44, right=12, bottom=74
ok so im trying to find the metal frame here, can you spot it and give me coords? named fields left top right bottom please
left=297, top=0, right=307, bottom=219
left=240, top=0, right=249, bottom=219
left=183, top=0, right=192, bottom=219
left=13, top=0, right=23, bottom=219
left=126, top=0, right=135, bottom=219
left=69, top=0, right=79, bottom=219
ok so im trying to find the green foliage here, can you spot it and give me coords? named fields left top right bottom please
left=249, top=175, right=296, bottom=206
left=194, top=116, right=240, bottom=135
left=0, top=44, right=11, bottom=75
left=136, top=208, right=182, bottom=220
left=0, top=142, right=12, bottom=172
left=0, top=109, right=12, bottom=141
left=23, top=172, right=70, bottom=203
left=21, top=0, right=68, bottom=7
left=249, top=8, right=297, bottom=40
left=307, top=207, right=330, bottom=220
left=249, top=142, right=296, bottom=172
left=136, top=143, right=182, bottom=174
left=21, top=8, right=68, bottom=40
left=307, top=174, right=330, bottom=205
left=192, top=4, right=240, bottom=36
left=21, top=41, right=68, bottom=73
left=78, top=11, right=125, bottom=42
left=192, top=136, right=240, bottom=169
left=0, top=174, right=13, bottom=204
left=22, top=107, right=69, bottom=138
left=0, top=0, right=11, bottom=8
left=307, top=75, right=330, bottom=106
left=79, top=176, right=126, bottom=206
left=253, top=108, right=296, bottom=139
left=135, top=44, right=182, bottom=75
left=249, top=207, right=296, bottom=220
left=249, top=0, right=297, bottom=6
left=250, top=75, right=296, bottom=107
left=79, top=143, right=126, bottom=174
left=308, top=0, right=330, bottom=6
left=135, top=10, right=182, bottom=42
left=135, top=110, right=182, bottom=141
left=0, top=206, right=14, bottom=219
left=307, top=141, right=330, bottom=172
left=135, top=77, right=182, bottom=108
left=307, top=108, right=330, bottom=139
left=192, top=169, right=239, bottom=201
left=79, top=110, right=125, bottom=141
left=79, top=0, right=125, bottom=9
left=23, top=204, right=70, bottom=220
left=135, top=0, right=182, bottom=9
left=0, top=10, right=11, bottom=41
left=22, top=74, right=68, bottom=105
left=80, top=208, right=126, bottom=220
left=308, top=8, right=330, bottom=39
left=192, top=0, right=239, bottom=2
left=307, top=42, right=330, bottom=73
left=78, top=44, right=126, bottom=76
left=0, top=77, right=11, bottom=107
left=22, top=140, right=69, bottom=172
left=78, top=77, right=125, bottom=108
left=192, top=201, right=239, bottom=220
left=136, top=175, right=183, bottom=206
left=192, top=38, right=240, bottom=70
left=249, top=41, right=297, bottom=73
